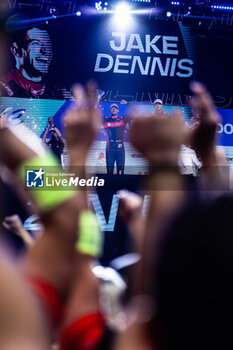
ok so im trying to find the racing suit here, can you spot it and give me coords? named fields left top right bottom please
left=103, top=114, right=129, bottom=175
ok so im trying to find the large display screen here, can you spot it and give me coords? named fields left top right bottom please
left=0, top=15, right=232, bottom=108
left=1, top=13, right=233, bottom=175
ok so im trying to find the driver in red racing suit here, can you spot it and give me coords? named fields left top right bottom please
left=103, top=104, right=130, bottom=175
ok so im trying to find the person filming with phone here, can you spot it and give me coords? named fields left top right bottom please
left=42, top=117, right=65, bottom=164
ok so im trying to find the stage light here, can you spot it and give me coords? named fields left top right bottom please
left=114, top=2, right=131, bottom=21
left=166, top=11, right=172, bottom=17
left=115, top=2, right=130, bottom=15
left=112, top=2, right=133, bottom=28
left=171, top=1, right=180, bottom=5
left=76, top=11, right=81, bottom=16
left=211, top=4, right=233, bottom=11
left=49, top=6, right=56, bottom=14
left=95, top=1, right=102, bottom=11
left=49, top=6, right=59, bottom=18
left=131, top=0, right=151, bottom=2
left=95, top=1, right=109, bottom=11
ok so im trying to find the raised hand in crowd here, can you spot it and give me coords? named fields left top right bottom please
left=115, top=82, right=233, bottom=350
left=0, top=123, right=48, bottom=348
left=0, top=81, right=105, bottom=349
left=113, top=110, right=187, bottom=350
left=189, top=82, right=230, bottom=191
left=130, top=110, right=185, bottom=168
left=58, top=82, right=108, bottom=350
left=130, top=108, right=186, bottom=287
left=65, top=81, right=101, bottom=166
left=189, top=81, right=221, bottom=164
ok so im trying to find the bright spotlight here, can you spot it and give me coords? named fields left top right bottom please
left=114, top=2, right=132, bottom=26
left=95, top=2, right=102, bottom=10
left=76, top=11, right=81, bottom=16
left=166, top=11, right=172, bottom=17
left=115, top=2, right=130, bottom=17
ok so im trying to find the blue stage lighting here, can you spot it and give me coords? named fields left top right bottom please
left=49, top=6, right=59, bottom=18
left=211, top=4, right=233, bottom=11
left=95, top=1, right=102, bottom=11
left=96, top=1, right=109, bottom=11
left=112, top=2, right=133, bottom=28
left=115, top=2, right=131, bottom=18
left=131, top=0, right=151, bottom=2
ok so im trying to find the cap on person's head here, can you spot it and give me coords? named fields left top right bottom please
left=153, top=98, right=163, bottom=105
left=49, top=127, right=56, bottom=133
left=110, top=103, right=119, bottom=110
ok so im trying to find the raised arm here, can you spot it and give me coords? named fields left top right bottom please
left=59, top=82, right=109, bottom=350
left=112, top=111, right=187, bottom=350
left=189, top=82, right=230, bottom=191
left=41, top=118, right=50, bottom=143
left=0, top=84, right=99, bottom=337
left=130, top=110, right=186, bottom=289
left=22, top=83, right=101, bottom=333
left=51, top=117, right=65, bottom=146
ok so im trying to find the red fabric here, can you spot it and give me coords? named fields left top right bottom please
left=104, top=120, right=125, bottom=128
left=1, top=68, right=46, bottom=97
left=25, top=275, right=63, bottom=328
left=60, top=312, right=106, bottom=350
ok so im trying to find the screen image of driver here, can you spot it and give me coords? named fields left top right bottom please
left=0, top=27, right=55, bottom=98
left=104, top=104, right=129, bottom=175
